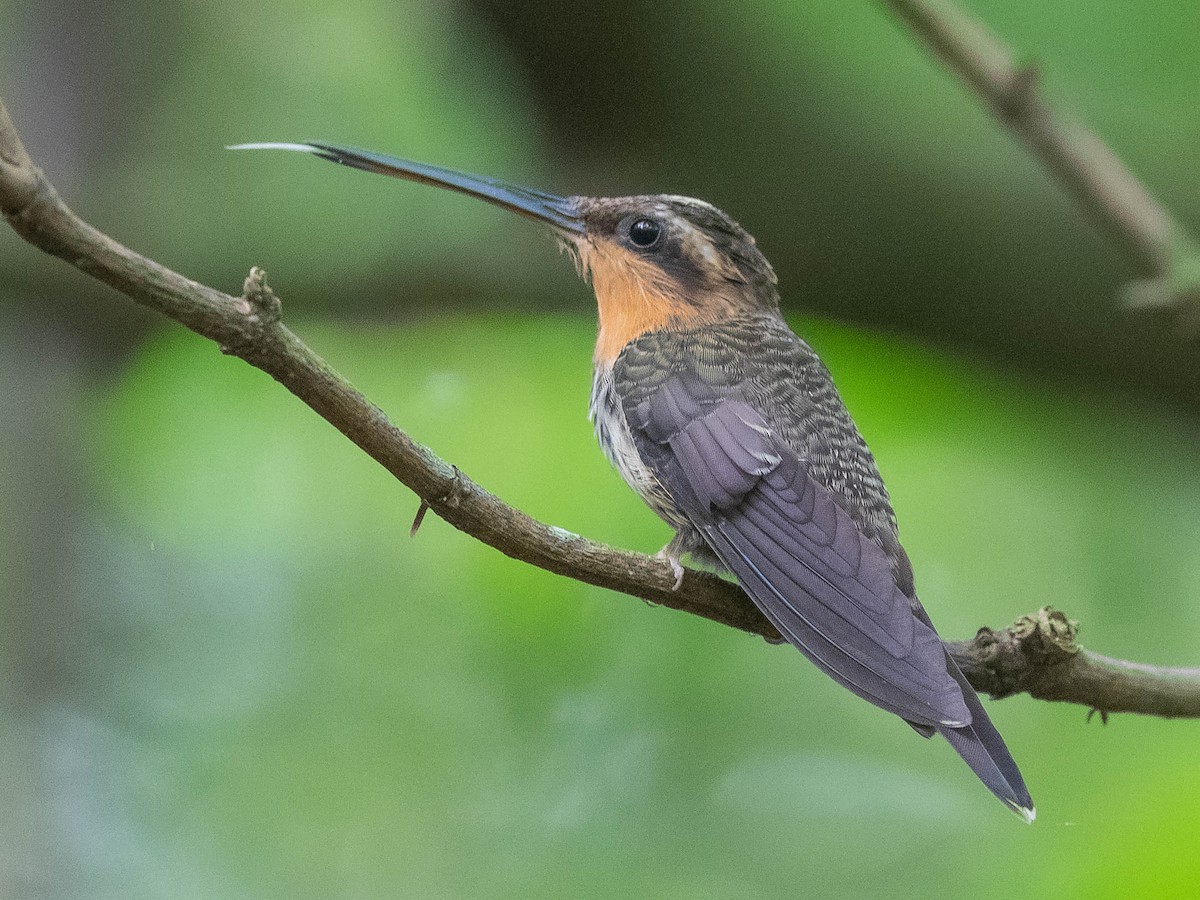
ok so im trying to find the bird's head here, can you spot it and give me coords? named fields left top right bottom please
left=229, top=143, right=779, bottom=364
left=569, top=195, right=779, bottom=363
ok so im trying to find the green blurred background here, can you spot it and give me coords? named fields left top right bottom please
left=3, top=1, right=1200, bottom=897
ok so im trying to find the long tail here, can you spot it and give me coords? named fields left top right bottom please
left=937, top=651, right=1035, bottom=822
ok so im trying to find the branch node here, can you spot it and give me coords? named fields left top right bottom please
left=973, top=624, right=1000, bottom=647
left=1035, top=605, right=1080, bottom=659
left=947, top=606, right=1082, bottom=701
left=439, top=465, right=469, bottom=509
left=0, top=164, right=42, bottom=222
left=217, top=268, right=285, bottom=358
left=1121, top=242, right=1200, bottom=330
left=1086, top=707, right=1110, bottom=725
left=998, top=61, right=1041, bottom=119
left=242, top=266, right=282, bottom=324
left=0, top=102, right=41, bottom=218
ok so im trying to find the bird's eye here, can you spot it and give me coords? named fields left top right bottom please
left=628, top=218, right=661, bottom=248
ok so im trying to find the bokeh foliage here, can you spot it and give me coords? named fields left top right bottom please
left=2, top=1, right=1199, bottom=897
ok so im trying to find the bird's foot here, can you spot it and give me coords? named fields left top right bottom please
left=654, top=543, right=686, bottom=591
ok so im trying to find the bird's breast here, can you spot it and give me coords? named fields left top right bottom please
left=590, top=363, right=691, bottom=531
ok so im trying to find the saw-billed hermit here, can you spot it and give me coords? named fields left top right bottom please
left=231, top=140, right=1035, bottom=822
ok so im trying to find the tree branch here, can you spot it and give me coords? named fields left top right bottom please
left=2, top=96, right=1197, bottom=719
left=882, top=0, right=1200, bottom=321
left=0, top=98, right=774, bottom=641
left=947, top=608, right=1200, bottom=719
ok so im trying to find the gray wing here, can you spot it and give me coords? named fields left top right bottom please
left=629, top=372, right=971, bottom=729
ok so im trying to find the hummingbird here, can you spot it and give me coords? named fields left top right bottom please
left=231, top=141, right=1035, bottom=821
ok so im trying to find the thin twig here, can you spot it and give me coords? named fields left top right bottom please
left=882, top=0, right=1200, bottom=318
left=2, top=97, right=1197, bottom=718
left=410, top=500, right=431, bottom=538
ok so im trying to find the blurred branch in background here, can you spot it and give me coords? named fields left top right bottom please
left=883, top=0, right=1200, bottom=322
left=3, top=97, right=1197, bottom=721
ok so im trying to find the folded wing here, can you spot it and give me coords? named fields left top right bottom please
left=631, top=374, right=971, bottom=728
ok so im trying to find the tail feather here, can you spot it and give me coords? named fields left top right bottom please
left=937, top=651, right=1035, bottom=822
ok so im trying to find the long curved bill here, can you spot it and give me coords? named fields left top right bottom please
left=227, top=142, right=584, bottom=235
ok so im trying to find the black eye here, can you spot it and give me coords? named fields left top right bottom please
left=628, top=218, right=661, bottom=248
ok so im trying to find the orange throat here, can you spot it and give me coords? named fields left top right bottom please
left=578, top=238, right=692, bottom=366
